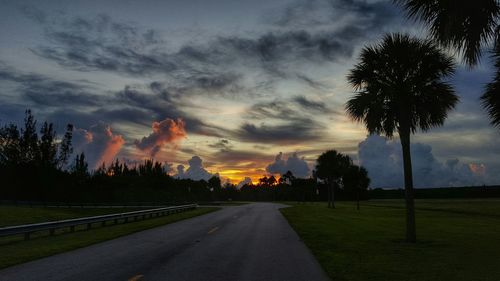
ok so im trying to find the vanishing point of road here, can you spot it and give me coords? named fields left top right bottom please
left=0, top=203, right=330, bottom=281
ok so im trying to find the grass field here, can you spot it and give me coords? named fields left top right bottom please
left=0, top=206, right=219, bottom=269
left=280, top=199, right=500, bottom=281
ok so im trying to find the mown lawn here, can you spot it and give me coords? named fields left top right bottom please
left=281, top=199, right=500, bottom=281
left=0, top=206, right=219, bottom=269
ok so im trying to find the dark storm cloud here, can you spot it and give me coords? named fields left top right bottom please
left=235, top=120, right=322, bottom=144
left=247, top=96, right=335, bottom=121
left=29, top=12, right=174, bottom=76
left=236, top=96, right=333, bottom=144
left=24, top=2, right=399, bottom=97
left=32, top=15, right=353, bottom=77
left=272, top=0, right=399, bottom=33
left=0, top=63, right=102, bottom=107
left=210, top=148, right=273, bottom=166
left=208, top=139, right=232, bottom=151
left=293, top=96, right=330, bottom=113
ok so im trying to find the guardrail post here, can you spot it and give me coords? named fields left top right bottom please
left=70, top=226, right=75, bottom=232
left=87, top=223, right=91, bottom=230
left=24, top=232, right=30, bottom=240
left=101, top=221, right=106, bottom=227
left=49, top=228, right=55, bottom=236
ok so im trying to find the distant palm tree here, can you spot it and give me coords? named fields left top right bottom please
left=394, top=0, right=500, bottom=127
left=346, top=34, right=458, bottom=242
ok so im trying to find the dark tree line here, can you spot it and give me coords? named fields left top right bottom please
left=0, top=110, right=73, bottom=200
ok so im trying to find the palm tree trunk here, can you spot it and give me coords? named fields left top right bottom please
left=400, top=128, right=416, bottom=243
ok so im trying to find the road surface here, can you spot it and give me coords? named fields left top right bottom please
left=0, top=203, right=330, bottom=281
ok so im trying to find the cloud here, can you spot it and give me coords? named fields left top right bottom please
left=135, top=118, right=187, bottom=157
left=73, top=122, right=125, bottom=168
left=266, top=152, right=310, bottom=178
left=234, top=97, right=333, bottom=144
left=0, top=63, right=101, bottom=108
left=30, top=13, right=172, bottom=76
left=176, top=156, right=214, bottom=181
left=32, top=14, right=354, bottom=78
left=237, top=177, right=253, bottom=189
left=236, top=120, right=322, bottom=144
left=358, top=135, right=487, bottom=188
left=293, top=96, right=330, bottom=113
left=271, top=0, right=400, bottom=34
left=208, top=139, right=231, bottom=151
left=24, top=7, right=395, bottom=98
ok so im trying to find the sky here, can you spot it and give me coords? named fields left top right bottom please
left=0, top=0, right=498, bottom=188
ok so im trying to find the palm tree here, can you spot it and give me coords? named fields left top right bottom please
left=346, top=33, right=458, bottom=242
left=315, top=150, right=352, bottom=208
left=394, top=0, right=500, bottom=127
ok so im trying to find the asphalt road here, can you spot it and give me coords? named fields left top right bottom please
left=0, top=203, right=330, bottom=281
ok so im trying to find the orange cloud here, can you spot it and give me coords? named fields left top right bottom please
left=135, top=118, right=186, bottom=157
left=73, top=122, right=125, bottom=168
left=97, top=126, right=125, bottom=166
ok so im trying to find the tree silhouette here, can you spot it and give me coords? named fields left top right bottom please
left=268, top=175, right=277, bottom=186
left=315, top=150, right=352, bottom=208
left=72, top=152, right=89, bottom=177
left=346, top=33, right=458, bottom=242
left=0, top=124, right=21, bottom=165
left=57, top=124, right=73, bottom=169
left=20, top=109, right=39, bottom=164
left=39, top=122, right=57, bottom=168
left=394, top=0, right=500, bottom=127
left=281, top=170, right=295, bottom=185
left=208, top=176, right=221, bottom=191
left=343, top=165, right=370, bottom=210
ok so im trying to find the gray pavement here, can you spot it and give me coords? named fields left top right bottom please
left=0, top=203, right=330, bottom=281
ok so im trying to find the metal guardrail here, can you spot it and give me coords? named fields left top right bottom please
left=0, top=204, right=198, bottom=240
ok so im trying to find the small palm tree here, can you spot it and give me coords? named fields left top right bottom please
left=394, top=0, right=500, bottom=127
left=346, top=33, right=458, bottom=242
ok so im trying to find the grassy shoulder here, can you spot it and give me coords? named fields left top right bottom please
left=280, top=199, right=500, bottom=281
left=0, top=207, right=219, bottom=269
